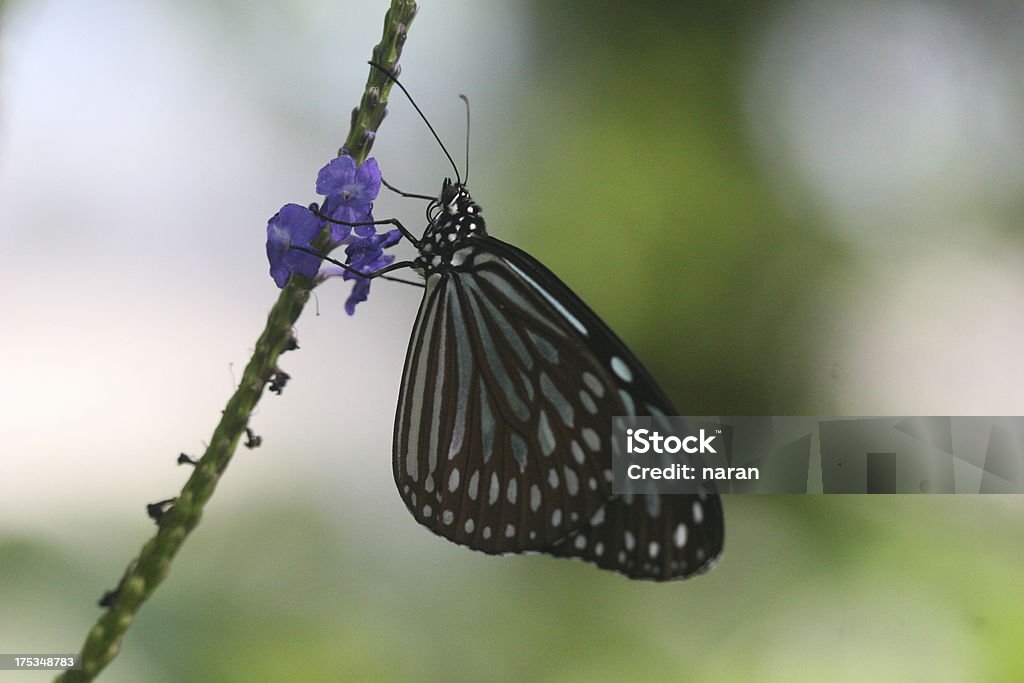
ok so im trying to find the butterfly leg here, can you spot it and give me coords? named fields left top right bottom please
left=309, top=206, right=421, bottom=247
left=289, top=244, right=416, bottom=282
left=381, top=176, right=435, bottom=201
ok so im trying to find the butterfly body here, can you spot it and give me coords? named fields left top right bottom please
left=392, top=178, right=725, bottom=581
left=413, top=179, right=487, bottom=274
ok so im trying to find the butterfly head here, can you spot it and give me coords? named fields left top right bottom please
left=416, top=179, right=487, bottom=274
left=437, top=177, right=478, bottom=215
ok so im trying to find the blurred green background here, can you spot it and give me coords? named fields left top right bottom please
left=2, top=1, right=1023, bottom=681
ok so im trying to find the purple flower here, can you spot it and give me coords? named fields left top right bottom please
left=316, top=156, right=381, bottom=242
left=265, top=154, right=403, bottom=314
left=266, top=203, right=323, bottom=287
left=336, top=229, right=402, bottom=315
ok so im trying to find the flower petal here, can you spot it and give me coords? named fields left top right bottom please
left=345, top=278, right=371, bottom=316
left=315, top=156, right=357, bottom=196
left=353, top=157, right=382, bottom=202
left=265, top=203, right=324, bottom=288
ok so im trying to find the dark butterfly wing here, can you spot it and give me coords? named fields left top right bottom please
left=549, top=491, right=725, bottom=580
left=393, top=240, right=620, bottom=552
left=393, top=235, right=724, bottom=579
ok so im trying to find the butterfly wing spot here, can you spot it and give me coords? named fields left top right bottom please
left=674, top=523, right=688, bottom=548
left=548, top=469, right=560, bottom=489
left=527, top=330, right=559, bottom=363
left=594, top=542, right=604, bottom=556
left=423, top=504, right=433, bottom=517
left=468, top=471, right=479, bottom=500
left=574, top=535, right=587, bottom=550
left=442, top=510, right=454, bottom=525
left=448, top=468, right=460, bottom=492
left=648, top=541, right=660, bottom=558
left=537, top=410, right=557, bottom=456
left=646, top=494, right=661, bottom=518
left=581, top=428, right=600, bottom=451
left=521, top=373, right=537, bottom=402
left=563, top=467, right=580, bottom=496
left=693, top=501, right=704, bottom=524
left=510, top=433, right=528, bottom=471
left=465, top=519, right=475, bottom=534
left=610, top=356, right=633, bottom=383
left=618, top=389, right=636, bottom=416
left=551, top=509, right=563, bottom=527
left=579, top=390, right=598, bottom=415
left=588, top=477, right=598, bottom=491
left=624, top=531, right=636, bottom=551
left=540, top=373, right=574, bottom=427
left=482, top=526, right=492, bottom=539
left=488, top=473, right=499, bottom=505
left=480, top=388, right=495, bottom=462
left=424, top=475, right=435, bottom=493
left=571, top=440, right=586, bottom=465
left=582, top=372, right=605, bottom=398
left=506, top=479, right=517, bottom=504
left=530, top=484, right=542, bottom=512
left=505, top=523, right=516, bottom=538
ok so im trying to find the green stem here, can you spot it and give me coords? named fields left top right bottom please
left=57, top=2, right=418, bottom=680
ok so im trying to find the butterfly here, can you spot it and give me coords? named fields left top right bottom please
left=320, top=65, right=725, bottom=580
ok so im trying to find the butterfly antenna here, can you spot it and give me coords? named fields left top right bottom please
left=368, top=61, right=461, bottom=184
left=459, top=94, right=471, bottom=184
